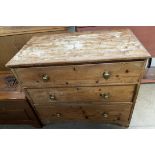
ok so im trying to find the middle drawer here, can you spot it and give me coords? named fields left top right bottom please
left=26, top=85, right=135, bottom=105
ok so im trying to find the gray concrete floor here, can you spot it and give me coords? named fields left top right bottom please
left=0, top=84, right=154, bottom=129
left=129, top=84, right=155, bottom=129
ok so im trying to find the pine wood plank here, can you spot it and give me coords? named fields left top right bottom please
left=0, top=26, right=68, bottom=36
left=27, top=85, right=135, bottom=105
left=34, top=103, right=131, bottom=125
left=13, top=61, right=145, bottom=88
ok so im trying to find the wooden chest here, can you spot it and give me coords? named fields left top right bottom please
left=0, top=26, right=68, bottom=127
left=0, top=71, right=41, bottom=127
left=6, top=29, right=150, bottom=127
left=0, top=26, right=68, bottom=71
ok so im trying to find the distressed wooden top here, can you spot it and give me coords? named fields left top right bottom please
left=6, top=29, right=150, bottom=68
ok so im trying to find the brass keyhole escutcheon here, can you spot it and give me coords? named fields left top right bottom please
left=103, top=71, right=111, bottom=80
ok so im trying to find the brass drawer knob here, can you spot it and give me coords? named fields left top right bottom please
left=56, top=113, right=62, bottom=118
left=103, top=71, right=111, bottom=80
left=102, top=113, right=108, bottom=118
left=42, top=74, right=49, bottom=81
left=100, top=93, right=110, bottom=99
left=49, top=95, right=56, bottom=100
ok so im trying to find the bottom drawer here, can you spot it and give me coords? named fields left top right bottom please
left=34, top=103, right=132, bottom=125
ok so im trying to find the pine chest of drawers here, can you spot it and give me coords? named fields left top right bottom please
left=6, top=29, right=150, bottom=127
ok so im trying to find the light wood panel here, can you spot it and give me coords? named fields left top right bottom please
left=34, top=103, right=131, bottom=126
left=76, top=26, right=155, bottom=57
left=6, top=29, right=150, bottom=68
left=0, top=26, right=68, bottom=36
left=14, top=61, right=144, bottom=88
left=27, top=85, right=135, bottom=105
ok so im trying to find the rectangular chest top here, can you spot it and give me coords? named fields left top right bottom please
left=6, top=29, right=150, bottom=68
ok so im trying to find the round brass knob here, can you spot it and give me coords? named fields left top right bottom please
left=103, top=71, right=111, bottom=80
left=56, top=113, right=62, bottom=118
left=49, top=95, right=56, bottom=100
left=42, top=74, right=49, bottom=81
left=100, top=93, right=110, bottom=99
left=102, top=113, right=108, bottom=118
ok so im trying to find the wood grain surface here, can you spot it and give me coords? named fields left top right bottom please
left=6, top=29, right=150, bottom=68
left=34, top=103, right=131, bottom=125
left=0, top=71, right=25, bottom=100
left=0, top=99, right=41, bottom=127
left=0, top=71, right=41, bottom=127
left=14, top=61, right=144, bottom=88
left=76, top=26, right=155, bottom=57
left=5, top=29, right=149, bottom=127
left=0, top=26, right=68, bottom=36
left=0, top=26, right=68, bottom=71
left=27, top=85, right=135, bottom=105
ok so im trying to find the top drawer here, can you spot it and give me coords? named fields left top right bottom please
left=14, top=61, right=144, bottom=88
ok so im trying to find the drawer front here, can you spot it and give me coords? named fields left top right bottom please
left=0, top=109, right=29, bottom=120
left=27, top=85, right=135, bottom=105
left=81, top=104, right=131, bottom=122
left=34, top=103, right=131, bottom=124
left=35, top=105, right=84, bottom=124
left=15, top=61, right=144, bottom=88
